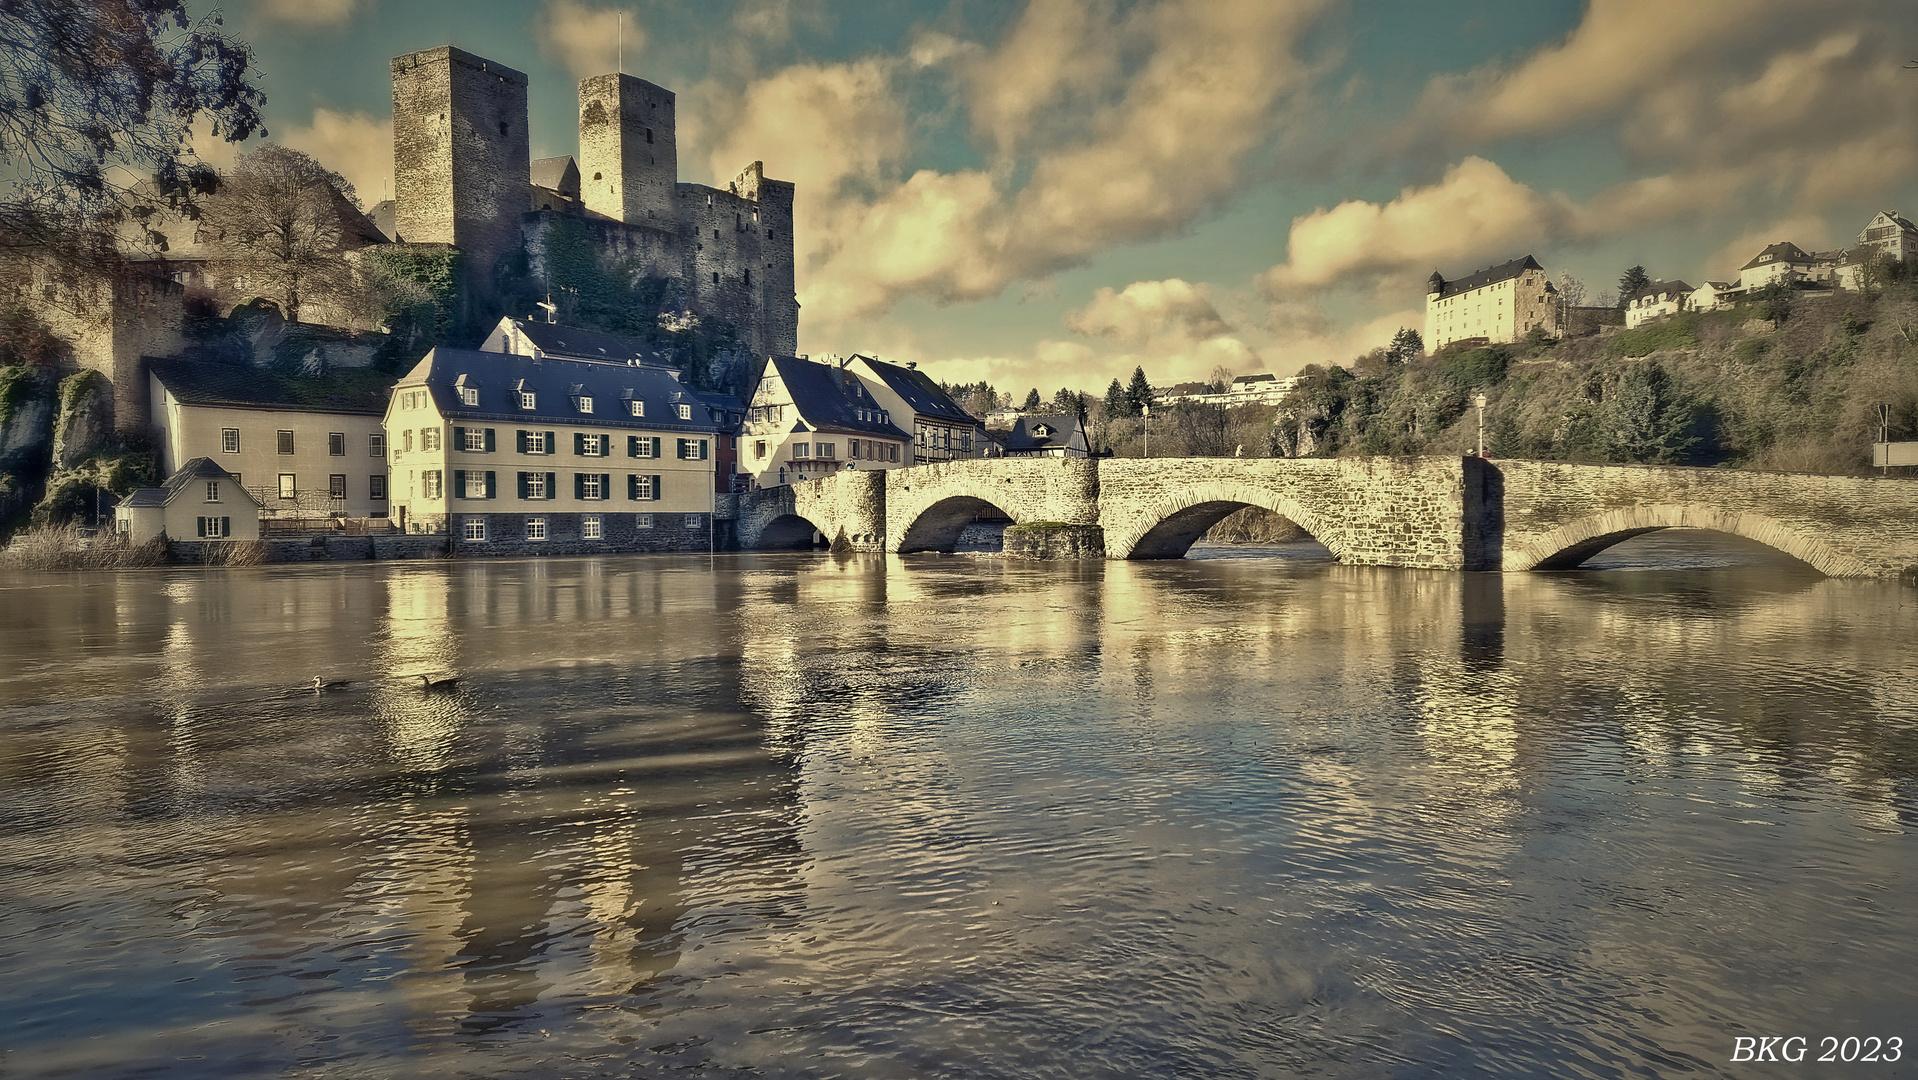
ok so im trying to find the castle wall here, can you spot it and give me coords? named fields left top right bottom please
left=578, top=74, right=677, bottom=226
left=28, top=267, right=183, bottom=434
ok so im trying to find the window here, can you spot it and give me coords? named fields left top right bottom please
left=677, top=438, right=709, bottom=460
left=278, top=474, right=296, bottom=499
left=221, top=428, right=240, bottom=453
left=629, top=400, right=644, bottom=417
left=754, top=440, right=766, bottom=459
left=630, top=435, right=659, bottom=458
left=676, top=403, right=692, bottom=420
left=204, top=481, right=221, bottom=502
left=582, top=514, right=602, bottom=540
left=463, top=470, right=488, bottom=498
left=423, top=428, right=441, bottom=452
left=419, top=471, right=440, bottom=499
left=198, top=516, right=228, bottom=539
left=793, top=442, right=809, bottom=459
left=637, top=513, right=654, bottom=529
left=461, top=386, right=479, bottom=406
left=370, top=433, right=385, bottom=457
left=463, top=427, right=487, bottom=451
left=404, top=430, right=414, bottom=453
left=580, top=473, right=603, bottom=500
left=370, top=476, right=387, bottom=501
left=463, top=518, right=487, bottom=541
left=712, top=271, right=719, bottom=285
left=815, top=442, right=835, bottom=459
left=629, top=474, right=659, bottom=500
left=277, top=430, right=294, bottom=454
left=684, top=514, right=701, bottom=529
left=523, top=472, right=548, bottom=499
left=576, top=396, right=594, bottom=413
left=519, top=390, right=537, bottom=409
left=330, top=474, right=348, bottom=499
left=577, top=433, right=609, bottom=457
left=525, top=516, right=547, bottom=541
left=329, top=432, right=346, bottom=456
left=522, top=430, right=549, bottom=454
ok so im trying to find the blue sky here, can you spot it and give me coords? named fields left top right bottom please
left=205, top=0, right=1918, bottom=396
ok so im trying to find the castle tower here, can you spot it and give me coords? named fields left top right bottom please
left=577, top=74, right=677, bottom=225
left=390, top=46, right=530, bottom=310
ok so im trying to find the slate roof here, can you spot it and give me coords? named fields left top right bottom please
left=396, top=346, right=739, bottom=434
left=123, top=458, right=262, bottom=509
left=1005, top=412, right=1087, bottom=455
left=1433, top=255, right=1545, bottom=300
left=852, top=355, right=977, bottom=426
left=1741, top=241, right=1813, bottom=270
left=531, top=156, right=580, bottom=199
left=764, top=355, right=911, bottom=440
left=367, top=199, right=395, bottom=243
left=148, top=357, right=389, bottom=416
left=1233, top=373, right=1278, bottom=386
left=499, top=318, right=676, bottom=366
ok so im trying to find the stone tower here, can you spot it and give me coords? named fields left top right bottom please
left=577, top=73, right=677, bottom=225
left=391, top=46, right=530, bottom=311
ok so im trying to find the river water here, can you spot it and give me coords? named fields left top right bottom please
left=1, top=533, right=1914, bottom=1079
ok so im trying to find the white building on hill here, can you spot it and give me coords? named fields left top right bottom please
left=1424, top=255, right=1560, bottom=352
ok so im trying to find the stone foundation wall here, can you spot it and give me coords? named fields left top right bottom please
left=449, top=510, right=715, bottom=557
left=1003, top=523, right=1104, bottom=559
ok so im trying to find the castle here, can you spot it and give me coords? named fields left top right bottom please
left=379, top=46, right=799, bottom=362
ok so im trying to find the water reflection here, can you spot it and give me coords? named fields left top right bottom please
left=0, top=541, right=1914, bottom=1078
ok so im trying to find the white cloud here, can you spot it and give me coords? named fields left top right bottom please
left=1066, top=279, right=1232, bottom=346
left=278, top=109, right=393, bottom=209
left=1706, top=216, right=1833, bottom=281
left=1265, top=157, right=1573, bottom=293
left=252, top=0, right=360, bottom=27
left=538, top=0, right=642, bottom=80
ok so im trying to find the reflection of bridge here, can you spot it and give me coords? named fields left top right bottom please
left=734, top=457, right=1918, bottom=577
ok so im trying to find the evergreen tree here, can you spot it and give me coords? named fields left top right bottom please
left=1386, top=327, right=1424, bottom=364
left=1104, top=377, right=1132, bottom=419
left=1617, top=265, right=1650, bottom=309
left=1050, top=387, right=1083, bottom=416
left=1125, top=366, right=1153, bottom=414
left=1022, top=387, right=1042, bottom=410
left=1604, top=360, right=1700, bottom=464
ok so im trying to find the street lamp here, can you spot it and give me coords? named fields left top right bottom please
left=1142, top=402, right=1150, bottom=458
left=1474, top=391, right=1489, bottom=458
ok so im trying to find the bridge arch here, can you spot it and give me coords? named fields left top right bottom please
left=893, top=484, right=1023, bottom=554
left=1106, top=482, right=1342, bottom=561
left=1507, top=504, right=1867, bottom=575
left=752, top=512, right=833, bottom=549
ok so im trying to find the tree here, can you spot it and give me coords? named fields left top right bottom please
left=1104, top=377, right=1130, bottom=418
left=1125, top=365, right=1153, bottom=414
left=1021, top=387, right=1042, bottom=411
left=1604, top=359, right=1701, bottom=464
left=1617, top=265, right=1650, bottom=310
left=1386, top=327, right=1423, bottom=364
left=1206, top=364, right=1234, bottom=394
left=0, top=0, right=266, bottom=268
left=1556, top=273, right=1586, bottom=333
left=199, top=145, right=362, bottom=324
left=1050, top=387, right=1084, bottom=417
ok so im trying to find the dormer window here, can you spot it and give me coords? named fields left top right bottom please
left=576, top=396, right=593, bottom=413
left=676, top=404, right=691, bottom=419
left=461, top=387, right=479, bottom=406
left=519, top=391, right=536, bottom=409
left=629, top=400, right=644, bottom=417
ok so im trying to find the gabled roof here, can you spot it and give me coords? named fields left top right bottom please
left=367, top=199, right=395, bottom=243
left=851, top=355, right=976, bottom=425
left=494, top=317, right=675, bottom=366
left=396, top=346, right=738, bottom=433
left=1867, top=210, right=1917, bottom=233
left=1233, top=373, right=1278, bottom=386
left=1630, top=279, right=1694, bottom=301
left=762, top=356, right=911, bottom=439
left=148, top=357, right=389, bottom=416
left=1005, top=412, right=1086, bottom=454
left=531, top=156, right=580, bottom=199
left=154, top=458, right=263, bottom=508
left=1741, top=241, right=1813, bottom=270
left=1433, top=255, right=1545, bottom=299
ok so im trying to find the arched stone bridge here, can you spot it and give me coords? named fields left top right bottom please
left=734, top=456, right=1918, bottom=577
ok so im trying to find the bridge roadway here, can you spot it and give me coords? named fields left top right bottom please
left=732, top=456, right=1918, bottom=578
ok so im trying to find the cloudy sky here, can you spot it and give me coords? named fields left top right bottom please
left=204, top=0, right=1918, bottom=395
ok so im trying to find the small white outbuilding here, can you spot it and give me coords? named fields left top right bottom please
left=116, top=458, right=262, bottom=544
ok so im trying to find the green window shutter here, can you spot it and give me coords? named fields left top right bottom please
left=628, top=474, right=638, bottom=500
left=517, top=472, right=529, bottom=499
left=484, top=428, right=495, bottom=452
left=651, top=436, right=661, bottom=458
left=628, top=435, right=640, bottom=457
left=546, top=472, right=557, bottom=497
left=574, top=472, right=585, bottom=499
left=546, top=432, right=556, bottom=455
left=516, top=429, right=528, bottom=454
left=575, top=432, right=586, bottom=455
left=453, top=469, right=466, bottom=499
left=700, top=440, right=709, bottom=461
left=652, top=474, right=662, bottom=501
left=454, top=426, right=466, bottom=448
left=197, top=517, right=206, bottom=538
left=222, top=517, right=230, bottom=536
left=485, top=471, right=496, bottom=499
left=599, top=473, right=610, bottom=496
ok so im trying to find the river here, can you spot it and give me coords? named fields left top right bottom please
left=1, top=533, right=1914, bottom=1078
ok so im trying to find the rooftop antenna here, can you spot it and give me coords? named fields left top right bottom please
left=618, top=12, right=624, bottom=73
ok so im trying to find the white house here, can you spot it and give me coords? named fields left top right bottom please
left=116, top=458, right=262, bottom=543
left=741, top=355, right=911, bottom=488
left=847, top=354, right=985, bottom=466
left=1424, top=255, right=1560, bottom=352
left=1624, top=280, right=1694, bottom=328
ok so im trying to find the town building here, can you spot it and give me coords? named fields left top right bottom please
left=1423, top=255, right=1560, bottom=352
left=147, top=358, right=391, bottom=519
left=1735, top=241, right=1832, bottom=292
left=1689, top=280, right=1734, bottom=313
left=1154, top=373, right=1302, bottom=408
left=1855, top=211, right=1918, bottom=265
left=384, top=346, right=729, bottom=552
left=1623, top=280, right=1695, bottom=329
left=1002, top=413, right=1090, bottom=458
left=741, top=356, right=910, bottom=488
left=116, top=458, right=262, bottom=543
left=845, top=355, right=985, bottom=466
